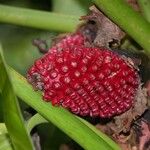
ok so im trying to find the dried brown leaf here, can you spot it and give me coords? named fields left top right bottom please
left=112, top=86, right=148, bottom=133
left=80, top=5, right=125, bottom=48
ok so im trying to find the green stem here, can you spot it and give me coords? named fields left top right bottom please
left=137, top=0, right=150, bottom=22
left=0, top=5, right=80, bottom=32
left=93, top=0, right=150, bottom=56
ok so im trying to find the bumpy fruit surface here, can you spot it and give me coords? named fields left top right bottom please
left=49, top=33, right=85, bottom=53
left=27, top=34, right=140, bottom=118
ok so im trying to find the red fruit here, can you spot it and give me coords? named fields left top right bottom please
left=49, top=33, right=85, bottom=53
left=27, top=43, right=140, bottom=118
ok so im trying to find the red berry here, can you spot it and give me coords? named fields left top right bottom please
left=27, top=35, right=140, bottom=118
left=49, top=33, right=85, bottom=54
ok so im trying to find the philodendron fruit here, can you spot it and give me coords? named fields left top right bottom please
left=27, top=33, right=140, bottom=118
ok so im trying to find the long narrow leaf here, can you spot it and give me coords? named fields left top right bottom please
left=9, top=67, right=121, bottom=150
left=0, top=123, right=7, bottom=135
left=0, top=46, right=34, bottom=150
left=137, top=0, right=150, bottom=22
left=0, top=134, right=13, bottom=150
left=0, top=94, right=4, bottom=122
left=0, top=123, right=13, bottom=150
left=76, top=116, right=119, bottom=149
left=27, top=113, right=48, bottom=133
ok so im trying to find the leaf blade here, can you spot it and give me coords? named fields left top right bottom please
left=9, top=67, right=121, bottom=150
left=0, top=46, right=34, bottom=150
left=27, top=113, right=48, bottom=133
left=0, top=133, right=13, bottom=150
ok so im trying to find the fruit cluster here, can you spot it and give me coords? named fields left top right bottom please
left=27, top=33, right=140, bottom=118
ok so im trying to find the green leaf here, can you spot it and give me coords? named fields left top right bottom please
left=0, top=123, right=13, bottom=150
left=76, top=117, right=118, bottom=149
left=0, top=133, right=13, bottom=150
left=137, top=0, right=150, bottom=22
left=27, top=113, right=48, bottom=133
left=0, top=123, right=7, bottom=135
left=0, top=94, right=4, bottom=122
left=9, top=67, right=121, bottom=150
left=0, top=45, right=34, bottom=150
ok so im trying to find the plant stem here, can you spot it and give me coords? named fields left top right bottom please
left=93, top=0, right=150, bottom=56
left=0, top=5, right=80, bottom=32
left=137, top=0, right=150, bottom=22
